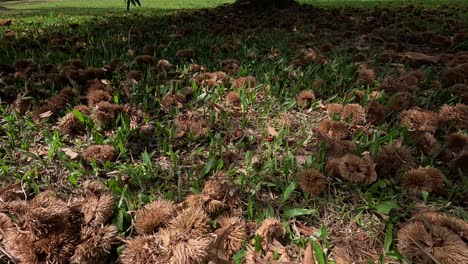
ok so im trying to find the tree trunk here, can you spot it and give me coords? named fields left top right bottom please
left=236, top=0, right=296, bottom=9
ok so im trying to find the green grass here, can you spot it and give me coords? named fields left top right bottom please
left=2, top=0, right=467, bottom=16
left=0, top=0, right=467, bottom=263
left=1, top=0, right=234, bottom=11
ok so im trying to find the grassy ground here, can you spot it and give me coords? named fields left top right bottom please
left=1, top=0, right=234, bottom=11
left=0, top=0, right=467, bottom=264
left=1, top=0, right=468, bottom=12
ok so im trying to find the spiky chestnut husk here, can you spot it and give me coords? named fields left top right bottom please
left=81, top=144, right=116, bottom=164
left=297, top=90, right=315, bottom=108
left=401, top=167, right=444, bottom=196
left=168, top=207, right=209, bottom=238
left=365, top=101, right=386, bottom=125
left=400, top=109, right=440, bottom=133
left=255, top=218, right=284, bottom=251
left=397, top=215, right=468, bottom=264
left=316, top=119, right=348, bottom=140
left=341, top=104, right=366, bottom=125
left=134, top=199, right=177, bottom=234
left=297, top=168, right=326, bottom=196
left=216, top=215, right=248, bottom=256
left=232, top=76, right=256, bottom=89
left=375, top=142, right=416, bottom=178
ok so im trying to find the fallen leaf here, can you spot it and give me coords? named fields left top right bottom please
left=130, top=116, right=138, bottom=130
left=210, top=102, right=241, bottom=117
left=175, top=130, right=185, bottom=139
left=290, top=221, right=302, bottom=237
left=267, top=126, right=279, bottom=137
left=39, top=110, right=53, bottom=118
left=318, top=100, right=326, bottom=109
left=0, top=183, right=23, bottom=201
left=62, top=147, right=79, bottom=160
left=302, top=244, right=316, bottom=264
left=250, top=155, right=262, bottom=168
left=296, top=222, right=314, bottom=236
left=333, top=245, right=352, bottom=264
left=101, top=79, right=111, bottom=85
left=233, top=129, right=243, bottom=138
left=295, top=155, right=309, bottom=165
left=28, top=146, right=48, bottom=157
left=400, top=52, right=441, bottom=63
left=207, top=225, right=233, bottom=264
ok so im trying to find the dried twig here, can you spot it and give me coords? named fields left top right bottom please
left=408, top=235, right=441, bottom=264
left=0, top=244, right=17, bottom=264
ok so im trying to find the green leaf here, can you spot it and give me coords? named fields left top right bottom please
left=320, top=225, right=328, bottom=247
left=367, top=180, right=386, bottom=194
left=265, top=204, right=274, bottom=218
left=280, top=181, right=297, bottom=204
left=200, top=156, right=217, bottom=177
left=142, top=151, right=152, bottom=169
left=117, top=209, right=124, bottom=231
left=233, top=250, right=245, bottom=264
left=247, top=197, right=254, bottom=220
left=355, top=211, right=364, bottom=226
left=197, top=92, right=207, bottom=101
left=254, top=235, right=262, bottom=251
left=72, top=109, right=85, bottom=123
left=384, top=223, right=393, bottom=252
left=312, top=241, right=327, bottom=264
left=108, top=178, right=123, bottom=194
left=422, top=191, right=429, bottom=203
left=283, top=208, right=316, bottom=219
left=68, top=175, right=78, bottom=187
left=117, top=244, right=125, bottom=254
left=374, top=201, right=399, bottom=215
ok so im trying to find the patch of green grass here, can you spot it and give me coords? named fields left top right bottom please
left=0, top=1, right=467, bottom=263
left=0, top=0, right=234, bottom=13
left=1, top=0, right=466, bottom=18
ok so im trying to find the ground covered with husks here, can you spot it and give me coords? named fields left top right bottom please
left=0, top=2, right=467, bottom=264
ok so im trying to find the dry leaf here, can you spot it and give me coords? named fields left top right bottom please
left=0, top=183, right=23, bottom=201
left=130, top=116, right=138, bottom=130
left=62, top=147, right=79, bottom=159
left=210, top=102, right=241, bottom=117
left=101, top=79, right=111, bottom=85
left=318, top=100, right=326, bottom=109
left=333, top=245, right=351, bottom=264
left=267, top=126, right=279, bottom=137
left=251, top=155, right=260, bottom=167
left=295, top=155, right=309, bottom=165
left=296, top=222, right=314, bottom=236
left=207, top=226, right=233, bottom=264
left=39, top=110, right=53, bottom=118
left=175, top=130, right=185, bottom=139
left=28, top=146, right=48, bottom=157
left=400, top=52, right=441, bottom=63
left=302, top=244, right=316, bottom=264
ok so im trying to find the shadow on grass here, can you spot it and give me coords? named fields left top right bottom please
left=0, top=1, right=466, bottom=92
left=0, top=2, right=466, bottom=80
left=0, top=7, right=177, bottom=17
